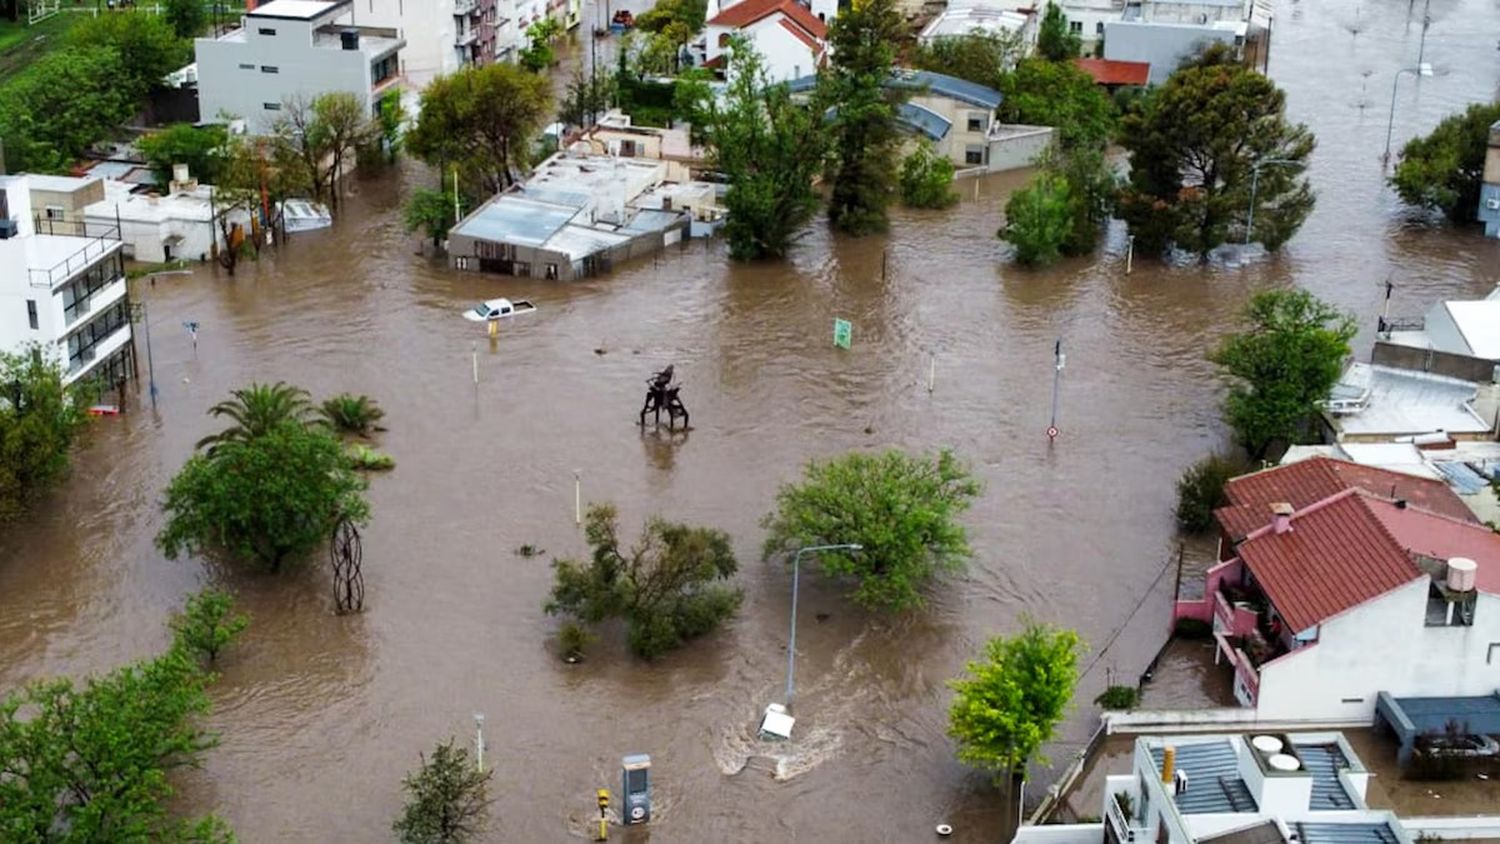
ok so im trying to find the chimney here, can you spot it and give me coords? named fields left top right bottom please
left=1161, top=745, right=1176, bottom=787
left=1271, top=502, right=1294, bottom=534
left=1395, top=499, right=1408, bottom=510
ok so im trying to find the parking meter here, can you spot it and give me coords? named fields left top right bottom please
left=621, top=754, right=651, bottom=825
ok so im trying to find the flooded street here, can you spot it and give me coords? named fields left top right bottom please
left=3, top=0, right=1500, bottom=840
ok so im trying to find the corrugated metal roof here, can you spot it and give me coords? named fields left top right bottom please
left=1431, top=460, right=1490, bottom=494
left=897, top=102, right=952, bottom=141
left=784, top=69, right=1003, bottom=110
left=1294, top=823, right=1399, bottom=844
left=1294, top=743, right=1355, bottom=810
left=1217, top=456, right=1476, bottom=542
left=1236, top=490, right=1422, bottom=632
left=1150, top=741, right=1258, bottom=814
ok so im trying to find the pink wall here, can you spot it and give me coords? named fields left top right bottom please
left=1173, top=558, right=1246, bottom=626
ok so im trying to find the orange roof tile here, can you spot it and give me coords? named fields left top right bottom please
left=708, top=0, right=827, bottom=38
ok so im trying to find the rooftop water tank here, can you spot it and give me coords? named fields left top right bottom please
left=1447, top=558, right=1478, bottom=592
left=1268, top=753, right=1300, bottom=772
left=1251, top=735, right=1284, bottom=754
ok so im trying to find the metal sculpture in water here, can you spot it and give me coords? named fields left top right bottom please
left=330, top=516, right=365, bottom=614
left=639, top=365, right=689, bottom=430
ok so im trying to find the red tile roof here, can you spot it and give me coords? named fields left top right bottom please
left=708, top=0, right=827, bottom=38
left=1236, top=490, right=1422, bottom=632
left=1075, top=58, right=1150, bottom=87
left=778, top=17, right=825, bottom=54
left=1367, top=498, right=1500, bottom=595
left=1215, top=456, right=1476, bottom=542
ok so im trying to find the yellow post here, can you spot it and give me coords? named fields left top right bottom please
left=488, top=317, right=499, bottom=339
left=596, top=789, right=610, bottom=841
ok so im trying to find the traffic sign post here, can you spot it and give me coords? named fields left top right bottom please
left=833, top=318, right=852, bottom=350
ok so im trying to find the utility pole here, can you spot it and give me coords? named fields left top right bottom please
left=1047, top=339, right=1063, bottom=441
left=1416, top=0, right=1432, bottom=72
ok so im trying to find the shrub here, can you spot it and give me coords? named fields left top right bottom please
left=169, top=589, right=249, bottom=665
left=899, top=141, right=959, bottom=209
left=557, top=622, right=596, bottom=662
left=321, top=393, right=386, bottom=437
left=1094, top=685, right=1140, bottom=710
left=1175, top=453, right=1246, bottom=533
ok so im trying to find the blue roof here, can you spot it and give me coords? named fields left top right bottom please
left=1432, top=460, right=1490, bottom=494
left=1293, top=743, right=1355, bottom=810
left=783, top=68, right=1002, bottom=110
left=1150, top=742, right=1257, bottom=814
left=897, top=102, right=951, bottom=141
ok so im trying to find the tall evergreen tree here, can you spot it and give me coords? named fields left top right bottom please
left=1036, top=2, right=1081, bottom=61
left=819, top=0, right=906, bottom=235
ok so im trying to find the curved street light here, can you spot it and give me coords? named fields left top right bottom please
left=1244, top=158, right=1305, bottom=246
left=759, top=542, right=863, bottom=740
left=1383, top=63, right=1434, bottom=168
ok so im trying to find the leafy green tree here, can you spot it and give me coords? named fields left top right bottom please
left=948, top=620, right=1081, bottom=786
left=819, top=0, right=906, bottom=235
left=762, top=449, right=982, bottom=611
left=1175, top=453, right=1248, bottom=532
left=196, top=381, right=318, bottom=452
left=277, top=92, right=377, bottom=210
left=671, top=67, right=715, bottom=146
left=375, top=89, right=407, bottom=162
left=1053, top=146, right=1118, bottom=255
left=899, top=141, right=959, bottom=208
left=559, top=68, right=616, bottom=129
left=1118, top=45, right=1315, bottom=257
left=0, top=347, right=89, bottom=524
left=703, top=40, right=826, bottom=260
left=159, top=423, right=369, bottom=572
left=546, top=504, right=742, bottom=660
left=1390, top=102, right=1500, bottom=223
left=164, top=0, right=208, bottom=38
left=1209, top=290, right=1356, bottom=460
left=999, top=58, right=1114, bottom=151
left=408, top=62, right=553, bottom=197
left=912, top=31, right=1023, bottom=90
left=519, top=17, right=561, bottom=72
left=170, top=588, right=249, bottom=665
left=0, top=600, right=236, bottom=842
left=636, top=0, right=707, bottom=33
left=0, top=47, right=134, bottom=173
left=138, top=122, right=229, bottom=185
left=68, top=11, right=189, bottom=101
left=393, top=739, right=492, bottom=844
left=1036, top=2, right=1081, bottom=61
left=320, top=393, right=386, bottom=437
left=1002, top=170, right=1074, bottom=266
left=404, top=188, right=457, bottom=252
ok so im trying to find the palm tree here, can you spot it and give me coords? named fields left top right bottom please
left=319, top=393, right=386, bottom=437
left=196, top=382, right=317, bottom=453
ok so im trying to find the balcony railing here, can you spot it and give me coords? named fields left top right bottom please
left=28, top=230, right=123, bottom=291
left=1214, top=631, right=1261, bottom=706
left=456, top=26, right=479, bottom=44
left=455, top=0, right=479, bottom=14
left=1105, top=789, right=1149, bottom=844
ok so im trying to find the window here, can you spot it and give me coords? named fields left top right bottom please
left=26, top=299, right=37, bottom=330
left=1096, top=21, right=1105, bottom=34
left=514, top=261, right=532, bottom=277
left=239, top=62, right=255, bottom=70
left=258, top=27, right=277, bottom=35
left=45, top=206, right=64, bottom=221
left=261, top=65, right=279, bottom=73
left=619, top=140, right=638, bottom=157
left=264, top=102, right=283, bottom=111
left=1426, top=582, right=1477, bottom=627
left=967, top=112, right=987, bottom=133
left=718, top=32, right=730, bottom=48
left=1069, top=20, right=1082, bottom=33
left=60, top=252, right=124, bottom=325
left=65, top=300, right=130, bottom=373
left=371, top=55, right=398, bottom=84
left=545, top=263, right=559, bottom=280
left=965, top=145, right=984, bottom=165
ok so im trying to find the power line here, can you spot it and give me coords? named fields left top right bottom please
left=1078, top=547, right=1181, bottom=682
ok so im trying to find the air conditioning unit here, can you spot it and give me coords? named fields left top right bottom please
left=1486, top=198, right=1500, bottom=210
left=0, top=219, right=17, bottom=240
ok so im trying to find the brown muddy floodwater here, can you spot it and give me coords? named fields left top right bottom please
left=4, top=1, right=1500, bottom=841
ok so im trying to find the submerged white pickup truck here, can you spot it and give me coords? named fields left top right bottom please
left=461, top=298, right=537, bottom=322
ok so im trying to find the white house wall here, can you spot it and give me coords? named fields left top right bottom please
left=196, top=14, right=375, bottom=133
left=1423, top=302, right=1472, bottom=357
left=1256, top=582, right=1500, bottom=722
left=351, top=0, right=458, bottom=82
left=744, top=16, right=819, bottom=82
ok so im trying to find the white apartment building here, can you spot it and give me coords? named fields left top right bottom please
left=346, top=0, right=501, bottom=83
left=0, top=176, right=134, bottom=389
left=195, top=0, right=406, bottom=133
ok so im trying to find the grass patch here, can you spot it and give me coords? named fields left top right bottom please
left=0, top=11, right=82, bottom=77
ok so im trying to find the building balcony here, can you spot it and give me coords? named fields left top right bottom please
left=455, top=0, right=479, bottom=14
left=1104, top=777, right=1149, bottom=844
left=63, top=323, right=131, bottom=386
left=1213, top=631, right=1261, bottom=707
left=27, top=232, right=123, bottom=291
left=65, top=277, right=126, bottom=328
left=456, top=26, right=479, bottom=45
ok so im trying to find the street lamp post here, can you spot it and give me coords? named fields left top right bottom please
left=1244, top=158, right=1303, bottom=245
left=133, top=270, right=193, bottom=410
left=760, top=543, right=862, bottom=740
left=1383, top=64, right=1434, bottom=166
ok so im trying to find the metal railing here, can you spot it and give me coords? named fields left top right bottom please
left=26, top=219, right=122, bottom=291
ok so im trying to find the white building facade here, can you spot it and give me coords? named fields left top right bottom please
left=0, top=176, right=134, bottom=389
left=704, top=0, right=828, bottom=83
left=345, top=0, right=499, bottom=83
left=195, top=0, right=406, bottom=133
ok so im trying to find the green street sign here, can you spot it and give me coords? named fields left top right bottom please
left=833, top=318, right=852, bottom=349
